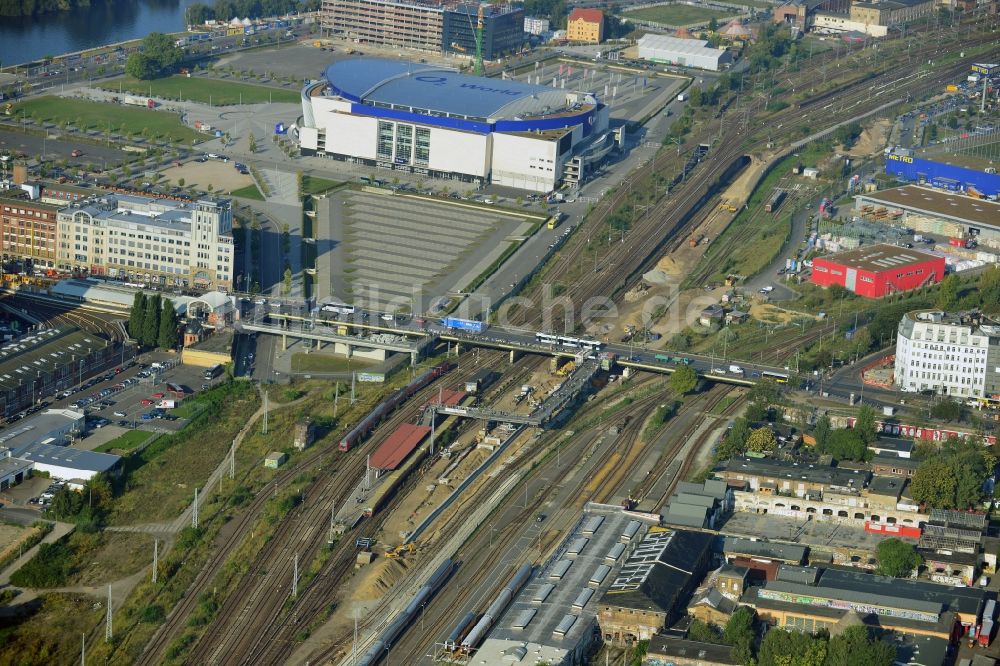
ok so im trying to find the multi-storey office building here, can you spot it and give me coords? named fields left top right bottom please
left=56, top=195, right=234, bottom=291
left=0, top=194, right=61, bottom=269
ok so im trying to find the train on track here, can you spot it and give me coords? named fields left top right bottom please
left=535, top=332, right=603, bottom=351
left=339, top=361, right=454, bottom=451
left=357, top=559, right=455, bottom=666
left=455, top=562, right=533, bottom=652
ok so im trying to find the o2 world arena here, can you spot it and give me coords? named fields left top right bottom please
left=298, top=58, right=610, bottom=192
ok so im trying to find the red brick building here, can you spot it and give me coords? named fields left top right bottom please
left=0, top=193, right=61, bottom=269
left=810, top=243, right=945, bottom=298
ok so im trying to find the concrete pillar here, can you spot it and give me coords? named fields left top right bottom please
left=281, top=335, right=287, bottom=351
left=345, top=344, right=353, bottom=359
left=509, top=349, right=520, bottom=364
left=411, top=351, right=418, bottom=367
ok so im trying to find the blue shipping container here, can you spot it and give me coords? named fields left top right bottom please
left=442, top=317, right=485, bottom=333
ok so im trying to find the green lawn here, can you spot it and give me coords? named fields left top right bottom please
left=624, top=3, right=732, bottom=25
left=106, top=75, right=300, bottom=106
left=94, top=430, right=154, bottom=453
left=302, top=175, right=342, bottom=196
left=290, top=353, right=373, bottom=373
left=231, top=183, right=265, bottom=200
left=13, top=96, right=202, bottom=144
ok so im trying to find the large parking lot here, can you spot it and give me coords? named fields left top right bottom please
left=323, top=191, right=537, bottom=312
left=45, top=355, right=225, bottom=438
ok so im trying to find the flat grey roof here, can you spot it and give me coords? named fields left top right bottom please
left=487, top=509, right=635, bottom=651
left=0, top=409, right=84, bottom=454
left=723, top=457, right=871, bottom=489
left=0, top=456, right=33, bottom=477
left=816, top=242, right=943, bottom=274
left=16, top=442, right=120, bottom=473
left=722, top=536, right=807, bottom=563
left=856, top=185, right=1000, bottom=229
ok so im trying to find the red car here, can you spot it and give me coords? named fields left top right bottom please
left=151, top=393, right=164, bottom=399
left=140, top=399, right=154, bottom=406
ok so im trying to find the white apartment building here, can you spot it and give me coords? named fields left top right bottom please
left=56, top=195, right=234, bottom=291
left=894, top=310, right=1000, bottom=400
left=524, top=16, right=550, bottom=35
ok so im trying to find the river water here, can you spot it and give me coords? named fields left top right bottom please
left=0, top=0, right=197, bottom=68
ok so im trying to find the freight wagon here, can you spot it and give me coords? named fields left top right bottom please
left=765, top=189, right=786, bottom=213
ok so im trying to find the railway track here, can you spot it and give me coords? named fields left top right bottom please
left=3, top=294, right=125, bottom=339
left=182, top=353, right=535, bottom=665
left=380, top=383, right=670, bottom=665
left=133, top=353, right=496, bottom=665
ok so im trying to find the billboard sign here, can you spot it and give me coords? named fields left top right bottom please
left=441, top=317, right=485, bottom=333
left=357, top=372, right=386, bottom=383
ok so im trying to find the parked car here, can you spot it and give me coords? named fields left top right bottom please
left=113, top=411, right=127, bottom=417
left=140, top=399, right=154, bottom=406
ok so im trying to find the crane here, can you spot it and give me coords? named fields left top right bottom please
left=475, top=3, right=484, bottom=76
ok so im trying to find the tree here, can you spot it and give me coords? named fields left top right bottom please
left=708, top=17, right=718, bottom=31
left=128, top=292, right=146, bottom=341
left=854, top=404, right=878, bottom=444
left=745, top=401, right=769, bottom=423
left=158, top=298, right=179, bottom=350
left=723, top=606, right=753, bottom=642
left=125, top=33, right=182, bottom=80
left=978, top=267, right=1000, bottom=315
left=813, top=414, right=831, bottom=450
left=125, top=53, right=158, bottom=80
left=687, top=619, right=725, bottom=644
left=717, top=417, right=751, bottom=459
left=670, top=365, right=699, bottom=395
left=178, top=177, right=185, bottom=188
left=142, top=293, right=161, bottom=348
left=910, top=436, right=994, bottom=509
left=248, top=133, right=257, bottom=154
left=909, top=459, right=957, bottom=508
left=759, top=628, right=826, bottom=666
left=821, top=428, right=868, bottom=461
left=825, top=625, right=895, bottom=666
left=935, top=273, right=961, bottom=309
left=930, top=399, right=962, bottom=422
left=746, top=427, right=777, bottom=453
left=876, top=538, right=922, bottom=578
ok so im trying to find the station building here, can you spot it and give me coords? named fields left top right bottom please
left=298, top=58, right=610, bottom=192
left=894, top=309, right=1000, bottom=400
left=810, top=243, right=945, bottom=297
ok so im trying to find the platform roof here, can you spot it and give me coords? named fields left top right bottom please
left=370, top=423, right=430, bottom=470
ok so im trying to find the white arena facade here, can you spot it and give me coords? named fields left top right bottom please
left=298, top=58, right=610, bottom=192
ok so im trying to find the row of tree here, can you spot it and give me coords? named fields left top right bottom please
left=128, top=292, right=179, bottom=350
left=909, top=435, right=995, bottom=510
left=185, top=0, right=318, bottom=25
left=687, top=607, right=896, bottom=666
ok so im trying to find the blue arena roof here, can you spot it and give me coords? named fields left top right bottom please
left=324, top=58, right=576, bottom=121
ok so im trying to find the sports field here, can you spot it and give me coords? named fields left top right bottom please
left=107, top=75, right=300, bottom=106
left=14, top=96, right=202, bottom=144
left=624, top=3, right=732, bottom=25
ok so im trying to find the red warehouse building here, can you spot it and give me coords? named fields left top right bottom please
left=811, top=243, right=945, bottom=298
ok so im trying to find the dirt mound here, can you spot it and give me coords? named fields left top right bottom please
left=354, top=557, right=409, bottom=600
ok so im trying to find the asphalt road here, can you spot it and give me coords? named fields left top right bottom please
left=0, top=128, right=126, bottom=167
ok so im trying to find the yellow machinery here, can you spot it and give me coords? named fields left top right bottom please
left=719, top=200, right=738, bottom=213
left=385, top=543, right=416, bottom=559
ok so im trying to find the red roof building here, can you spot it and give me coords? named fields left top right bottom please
left=370, top=423, right=431, bottom=470
left=810, top=243, right=945, bottom=298
left=567, top=8, right=604, bottom=43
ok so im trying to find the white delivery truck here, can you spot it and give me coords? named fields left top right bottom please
left=728, top=365, right=744, bottom=376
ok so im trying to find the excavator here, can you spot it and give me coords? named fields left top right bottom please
left=384, top=542, right=416, bottom=559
